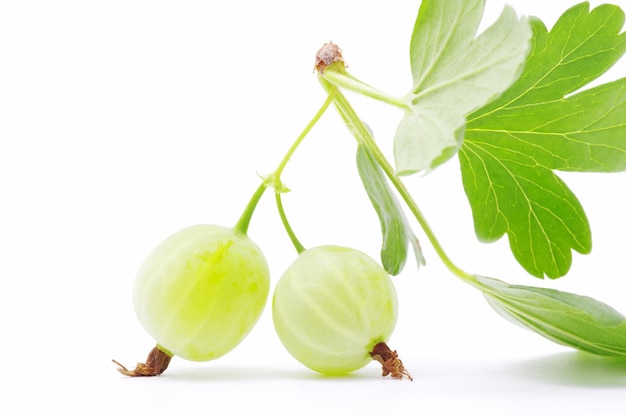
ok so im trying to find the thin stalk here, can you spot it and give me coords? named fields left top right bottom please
left=273, top=87, right=337, bottom=180
left=234, top=182, right=267, bottom=235
left=322, top=68, right=410, bottom=110
left=234, top=88, right=337, bottom=236
left=319, top=76, right=474, bottom=283
left=275, top=192, right=306, bottom=254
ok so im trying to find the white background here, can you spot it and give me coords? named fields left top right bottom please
left=2, top=1, right=626, bottom=413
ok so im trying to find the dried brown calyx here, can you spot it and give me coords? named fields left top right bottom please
left=113, top=346, right=172, bottom=377
left=370, top=342, right=413, bottom=381
left=314, top=42, right=345, bottom=73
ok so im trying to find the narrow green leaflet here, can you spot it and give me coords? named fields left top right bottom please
left=357, top=144, right=425, bottom=275
left=394, top=0, right=531, bottom=175
left=473, top=275, right=626, bottom=356
left=460, top=3, right=626, bottom=278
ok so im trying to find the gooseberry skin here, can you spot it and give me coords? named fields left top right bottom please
left=272, top=245, right=398, bottom=375
left=132, top=224, right=270, bottom=362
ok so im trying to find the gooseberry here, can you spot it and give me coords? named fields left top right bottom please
left=272, top=245, right=411, bottom=379
left=115, top=224, right=270, bottom=376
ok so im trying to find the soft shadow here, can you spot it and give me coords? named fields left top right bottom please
left=509, top=351, right=626, bottom=388
left=159, top=365, right=373, bottom=383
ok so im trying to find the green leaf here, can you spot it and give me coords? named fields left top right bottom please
left=460, top=3, right=626, bottom=278
left=356, top=144, right=425, bottom=275
left=394, top=0, right=532, bottom=175
left=474, top=275, right=626, bottom=357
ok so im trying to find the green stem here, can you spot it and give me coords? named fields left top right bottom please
left=322, top=66, right=410, bottom=110
left=273, top=87, right=337, bottom=181
left=276, top=192, right=306, bottom=254
left=234, top=182, right=267, bottom=235
left=319, top=76, right=474, bottom=283
left=233, top=89, right=337, bottom=236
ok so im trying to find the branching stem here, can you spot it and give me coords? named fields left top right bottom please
left=233, top=88, right=337, bottom=237
left=318, top=72, right=475, bottom=284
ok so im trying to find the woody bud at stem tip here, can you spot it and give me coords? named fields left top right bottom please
left=315, top=42, right=345, bottom=73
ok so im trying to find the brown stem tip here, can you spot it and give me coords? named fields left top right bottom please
left=314, top=42, right=345, bottom=73
left=113, top=346, right=172, bottom=377
left=370, top=342, right=413, bottom=381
